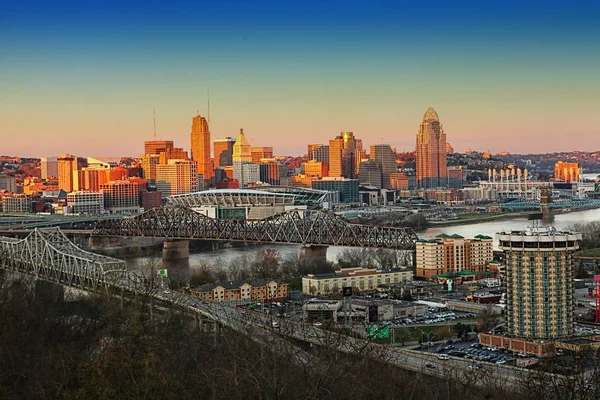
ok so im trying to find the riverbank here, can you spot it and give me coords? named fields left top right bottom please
left=427, top=212, right=527, bottom=228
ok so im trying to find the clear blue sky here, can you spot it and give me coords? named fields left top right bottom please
left=1, top=0, right=599, bottom=157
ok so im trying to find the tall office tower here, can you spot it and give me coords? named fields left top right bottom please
left=259, top=160, right=284, bottom=185
left=329, top=132, right=359, bottom=178
left=144, top=140, right=174, bottom=155
left=57, top=154, right=78, bottom=193
left=370, top=144, right=396, bottom=189
left=40, top=157, right=58, bottom=180
left=416, top=107, right=447, bottom=188
left=251, top=147, right=274, bottom=164
left=81, top=168, right=108, bottom=191
left=214, top=137, right=236, bottom=168
left=140, top=154, right=160, bottom=183
left=308, top=144, right=329, bottom=163
left=358, top=160, right=382, bottom=188
left=499, top=228, right=581, bottom=339
left=303, top=161, right=328, bottom=178
left=156, top=159, right=199, bottom=197
left=233, top=129, right=252, bottom=186
left=190, top=114, right=213, bottom=181
left=159, top=148, right=189, bottom=164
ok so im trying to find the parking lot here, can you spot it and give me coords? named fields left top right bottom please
left=419, top=341, right=538, bottom=367
left=376, top=310, right=478, bottom=328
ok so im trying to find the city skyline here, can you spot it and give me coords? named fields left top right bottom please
left=1, top=1, right=599, bottom=157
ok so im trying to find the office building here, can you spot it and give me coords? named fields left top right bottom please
left=358, top=160, right=383, bottom=188
left=447, top=166, right=464, bottom=189
left=144, top=140, right=174, bottom=155
left=241, top=163, right=260, bottom=186
left=370, top=144, right=396, bottom=189
left=0, top=174, right=17, bottom=193
left=67, top=191, right=104, bottom=215
left=156, top=159, right=199, bottom=197
left=1, top=194, right=32, bottom=213
left=141, top=191, right=163, bottom=211
left=303, top=161, right=328, bottom=178
left=40, top=157, right=58, bottom=180
left=190, top=114, right=213, bottom=182
left=416, top=234, right=494, bottom=279
left=80, top=168, right=109, bottom=192
left=416, top=107, right=447, bottom=188
left=329, top=132, right=360, bottom=179
left=308, top=144, right=329, bottom=163
left=302, top=267, right=413, bottom=296
left=499, top=228, right=581, bottom=339
left=57, top=154, right=78, bottom=193
left=251, top=147, right=273, bottom=164
left=140, top=154, right=160, bottom=183
left=100, top=180, right=141, bottom=214
left=259, top=160, right=285, bottom=185
left=232, top=129, right=253, bottom=187
left=159, top=147, right=189, bottom=164
left=312, top=177, right=359, bottom=204
left=214, top=137, right=236, bottom=168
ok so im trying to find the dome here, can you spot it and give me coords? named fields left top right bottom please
left=423, top=107, right=439, bottom=123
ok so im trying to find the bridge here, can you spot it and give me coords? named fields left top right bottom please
left=92, top=207, right=419, bottom=250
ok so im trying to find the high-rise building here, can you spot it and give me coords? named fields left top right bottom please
left=370, top=144, right=396, bottom=189
left=416, top=107, right=447, bottom=188
left=0, top=174, right=17, bottom=193
left=159, top=148, right=189, bottom=164
left=57, top=154, right=78, bottom=193
left=329, top=132, right=359, bottom=179
left=67, top=191, right=104, bottom=215
left=233, top=129, right=253, bottom=187
left=358, top=160, right=382, bottom=188
left=303, top=161, right=328, bottom=178
left=140, top=154, right=160, bottom=183
left=214, top=137, right=236, bottom=168
left=251, top=147, right=273, bottom=164
left=415, top=234, right=493, bottom=279
left=100, top=180, right=141, bottom=214
left=499, top=228, right=581, bottom=339
left=312, top=177, right=359, bottom=204
left=144, top=140, right=174, bottom=155
left=156, top=159, right=199, bottom=197
left=308, top=144, right=329, bottom=163
left=190, top=114, right=213, bottom=182
left=40, top=157, right=58, bottom=180
left=80, top=168, right=109, bottom=192
left=259, top=160, right=286, bottom=185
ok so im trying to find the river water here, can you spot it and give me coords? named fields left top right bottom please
left=124, top=206, right=600, bottom=284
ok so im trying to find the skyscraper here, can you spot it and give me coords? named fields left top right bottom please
left=214, top=137, right=236, bottom=168
left=251, top=147, right=273, bottom=164
left=416, top=107, right=447, bottom=188
left=40, top=157, right=58, bottom=180
left=329, top=132, right=359, bottom=179
left=144, top=140, right=174, bottom=155
left=308, top=144, right=329, bottom=163
left=156, top=159, right=199, bottom=197
left=233, top=129, right=253, bottom=186
left=190, top=114, right=213, bottom=181
left=370, top=144, right=396, bottom=189
left=57, top=154, right=78, bottom=193
left=140, top=154, right=160, bottom=183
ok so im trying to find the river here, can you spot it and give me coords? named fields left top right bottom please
left=124, top=206, right=600, bottom=284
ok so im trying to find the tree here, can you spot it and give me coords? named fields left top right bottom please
left=251, top=248, right=282, bottom=280
left=337, top=248, right=374, bottom=269
left=477, top=305, right=501, bottom=332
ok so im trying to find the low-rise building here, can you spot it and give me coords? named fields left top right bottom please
left=302, top=267, right=413, bottom=296
left=190, top=279, right=288, bottom=303
left=1, top=194, right=32, bottom=213
left=67, top=191, right=104, bottom=215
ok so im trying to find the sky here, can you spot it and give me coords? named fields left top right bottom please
left=1, top=0, right=599, bottom=158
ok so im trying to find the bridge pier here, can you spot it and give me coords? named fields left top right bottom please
left=162, top=240, right=189, bottom=261
left=299, top=245, right=328, bottom=265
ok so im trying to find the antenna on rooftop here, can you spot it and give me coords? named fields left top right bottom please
left=153, top=107, right=157, bottom=140
left=207, top=89, right=211, bottom=124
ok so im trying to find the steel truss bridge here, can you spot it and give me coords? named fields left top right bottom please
left=92, top=207, right=419, bottom=250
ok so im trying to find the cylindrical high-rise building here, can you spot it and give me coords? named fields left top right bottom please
left=499, top=228, right=581, bottom=339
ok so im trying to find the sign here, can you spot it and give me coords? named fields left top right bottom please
left=367, top=325, right=390, bottom=340
left=157, top=269, right=168, bottom=277
left=342, top=286, right=353, bottom=297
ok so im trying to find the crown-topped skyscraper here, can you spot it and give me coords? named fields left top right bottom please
left=416, top=107, right=447, bottom=188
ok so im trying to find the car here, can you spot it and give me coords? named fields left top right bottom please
left=313, top=321, right=323, bottom=327
left=271, top=321, right=280, bottom=328
left=425, top=363, right=436, bottom=369
left=468, top=364, right=481, bottom=370
left=438, top=354, right=450, bottom=360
